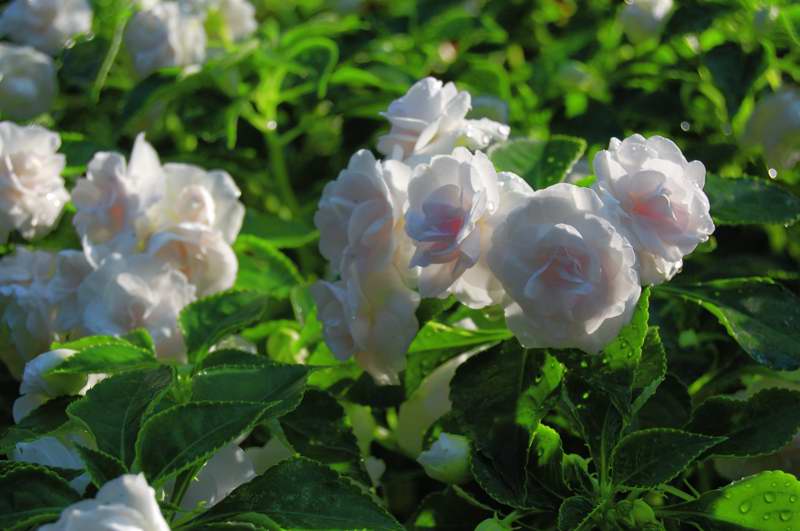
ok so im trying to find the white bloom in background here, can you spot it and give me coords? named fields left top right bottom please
left=180, top=443, right=256, bottom=510
left=146, top=163, right=244, bottom=244
left=396, top=352, right=475, bottom=456
left=314, top=149, right=411, bottom=276
left=40, top=473, right=170, bottom=531
left=125, top=1, right=207, bottom=78
left=0, top=0, right=92, bottom=55
left=72, top=134, right=164, bottom=267
left=406, top=148, right=509, bottom=307
left=743, top=88, right=800, bottom=172
left=13, top=436, right=90, bottom=493
left=147, top=224, right=237, bottom=297
left=593, top=134, right=714, bottom=285
left=377, top=77, right=509, bottom=164
left=619, top=0, right=674, bottom=45
left=488, top=183, right=641, bottom=353
left=311, top=264, right=420, bottom=385
left=12, top=348, right=97, bottom=422
left=417, top=433, right=471, bottom=484
left=0, top=248, right=58, bottom=377
left=0, top=43, right=57, bottom=121
left=201, top=0, right=258, bottom=42
left=0, top=122, right=69, bottom=243
left=48, top=250, right=93, bottom=332
left=245, top=437, right=294, bottom=475
left=78, top=254, right=196, bottom=362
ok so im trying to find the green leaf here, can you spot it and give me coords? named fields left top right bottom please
left=611, top=428, right=725, bottom=488
left=658, top=278, right=800, bottom=370
left=0, top=397, right=76, bottom=452
left=558, top=496, right=599, bottom=531
left=135, top=401, right=277, bottom=484
left=705, top=174, right=800, bottom=227
left=344, top=372, right=405, bottom=409
left=489, top=135, right=586, bottom=190
left=48, top=342, right=158, bottom=375
left=687, top=388, right=800, bottom=458
left=631, top=327, right=668, bottom=415
left=191, top=363, right=308, bottom=418
left=703, top=42, right=765, bottom=118
left=179, top=290, right=273, bottom=363
left=198, top=349, right=272, bottom=370
left=667, top=470, right=800, bottom=531
left=240, top=210, right=318, bottom=249
left=280, top=390, right=365, bottom=482
left=634, top=374, right=692, bottom=430
left=67, top=366, right=174, bottom=467
left=0, top=464, right=80, bottom=530
left=234, top=236, right=303, bottom=297
left=74, top=445, right=127, bottom=488
left=408, top=488, right=490, bottom=530
left=195, top=457, right=403, bottom=530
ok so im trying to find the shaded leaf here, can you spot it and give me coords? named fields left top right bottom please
left=706, top=174, right=800, bottom=227
left=0, top=464, right=80, bottom=530
left=489, top=135, right=586, bottom=189
left=234, top=236, right=303, bottom=297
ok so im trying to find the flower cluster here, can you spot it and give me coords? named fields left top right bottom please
left=0, top=125, right=245, bottom=374
left=313, top=77, right=715, bottom=383
left=0, top=0, right=92, bottom=120
left=126, top=0, right=258, bottom=78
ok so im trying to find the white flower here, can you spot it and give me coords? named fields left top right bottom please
left=0, top=0, right=92, bottom=55
left=12, top=348, right=99, bottom=422
left=145, top=162, right=244, bottom=244
left=417, top=433, right=471, bottom=484
left=244, top=437, right=294, bottom=475
left=13, top=436, right=90, bottom=493
left=619, top=0, right=674, bottom=44
left=396, top=352, right=475, bottom=457
left=125, top=1, right=207, bottom=78
left=0, top=122, right=68, bottom=244
left=77, top=254, right=196, bottom=362
left=200, top=0, right=258, bottom=42
left=48, top=250, right=94, bottom=332
left=180, top=443, right=256, bottom=510
left=147, top=224, right=237, bottom=297
left=743, top=88, right=800, bottom=172
left=311, top=263, right=420, bottom=385
left=72, top=134, right=164, bottom=267
left=488, top=183, right=641, bottom=353
left=40, top=473, right=170, bottom=531
left=377, top=77, right=510, bottom=164
left=406, top=148, right=512, bottom=308
left=0, top=43, right=57, bottom=121
left=593, top=134, right=714, bottom=285
left=0, top=248, right=58, bottom=377
left=314, top=149, right=411, bottom=276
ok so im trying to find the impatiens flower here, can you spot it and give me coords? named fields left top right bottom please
left=201, top=0, right=258, bottom=42
left=12, top=348, right=99, bottom=423
left=13, top=436, right=90, bottom=493
left=78, top=254, right=196, bottom=362
left=377, top=77, right=509, bottom=164
left=314, top=149, right=411, bottom=276
left=593, top=134, right=714, bottom=285
left=147, top=224, right=238, bottom=297
left=0, top=0, right=92, bottom=55
left=72, top=134, right=165, bottom=267
left=0, top=43, right=57, bottom=121
left=743, top=88, right=800, bottom=172
left=180, top=443, right=256, bottom=510
left=125, top=1, right=207, bottom=78
left=245, top=437, right=294, bottom=475
left=488, top=183, right=641, bottom=353
left=40, top=473, right=170, bottom=531
left=417, top=433, right=471, bottom=484
left=395, top=352, right=475, bottom=456
left=406, top=148, right=511, bottom=307
left=0, top=122, right=69, bottom=243
left=0, top=249, right=59, bottom=377
left=619, top=0, right=674, bottom=44
left=145, top=162, right=244, bottom=244
left=311, top=263, right=420, bottom=385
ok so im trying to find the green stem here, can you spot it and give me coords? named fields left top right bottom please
left=169, top=464, right=202, bottom=521
left=91, top=8, right=129, bottom=102
left=264, top=130, right=299, bottom=215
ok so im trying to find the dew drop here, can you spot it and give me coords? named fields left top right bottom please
left=764, top=514, right=771, bottom=521
left=740, top=502, right=752, bottom=513
left=791, top=495, right=798, bottom=503
left=765, top=492, right=777, bottom=503
left=780, top=510, right=792, bottom=522
left=581, top=392, right=590, bottom=400
left=680, top=121, right=690, bottom=132
left=723, top=493, right=732, bottom=499
left=769, top=168, right=778, bottom=179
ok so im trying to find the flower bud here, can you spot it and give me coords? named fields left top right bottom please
left=417, top=432, right=471, bottom=484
